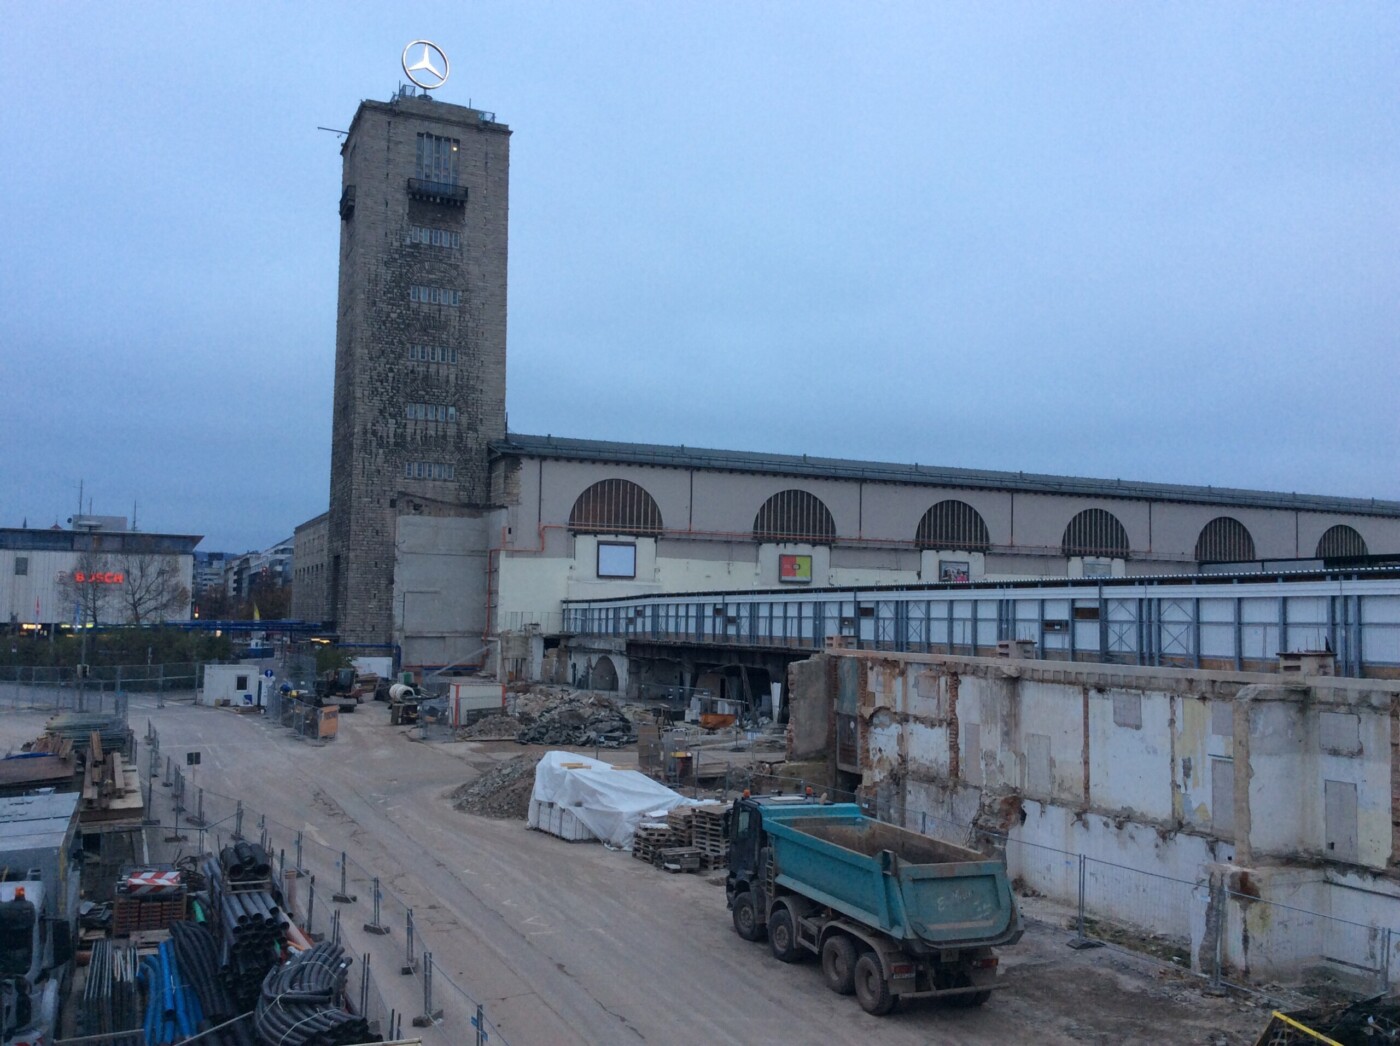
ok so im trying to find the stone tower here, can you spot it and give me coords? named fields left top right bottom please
left=327, top=89, right=510, bottom=652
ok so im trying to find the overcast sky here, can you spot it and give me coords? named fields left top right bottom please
left=3, top=3, right=1397, bottom=552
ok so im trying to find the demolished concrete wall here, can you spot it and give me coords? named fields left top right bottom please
left=785, top=657, right=830, bottom=761
left=814, top=648, right=1400, bottom=990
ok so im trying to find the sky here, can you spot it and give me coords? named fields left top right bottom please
left=2, top=3, right=1397, bottom=553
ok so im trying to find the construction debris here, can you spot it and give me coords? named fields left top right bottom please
left=461, top=713, right=524, bottom=740
left=453, top=755, right=540, bottom=820
left=515, top=700, right=635, bottom=747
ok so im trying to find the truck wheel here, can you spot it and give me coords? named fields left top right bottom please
left=821, top=936, right=857, bottom=994
left=767, top=906, right=803, bottom=963
left=732, top=894, right=765, bottom=942
left=854, top=954, right=897, bottom=1016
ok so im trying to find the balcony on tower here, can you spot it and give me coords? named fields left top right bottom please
left=407, top=178, right=468, bottom=206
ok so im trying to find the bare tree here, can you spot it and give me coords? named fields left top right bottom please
left=56, top=551, right=119, bottom=627
left=113, top=553, right=191, bottom=624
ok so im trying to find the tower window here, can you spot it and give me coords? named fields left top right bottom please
left=415, top=134, right=459, bottom=184
left=407, top=345, right=458, bottom=364
left=404, top=461, right=456, bottom=481
left=405, top=403, right=458, bottom=423
left=407, top=225, right=461, bottom=249
left=409, top=285, right=460, bottom=306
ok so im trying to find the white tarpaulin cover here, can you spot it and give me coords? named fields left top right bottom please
left=528, top=750, right=695, bottom=848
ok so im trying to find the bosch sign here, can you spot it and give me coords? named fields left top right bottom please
left=72, top=571, right=124, bottom=584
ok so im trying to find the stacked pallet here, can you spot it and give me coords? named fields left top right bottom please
left=691, top=803, right=730, bottom=870
left=632, top=822, right=677, bottom=864
left=665, top=806, right=696, bottom=845
left=656, top=846, right=703, bottom=873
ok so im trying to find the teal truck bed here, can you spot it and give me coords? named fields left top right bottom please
left=763, top=807, right=1021, bottom=948
left=727, top=796, right=1022, bottom=1015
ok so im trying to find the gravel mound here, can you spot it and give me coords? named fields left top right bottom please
left=462, top=714, right=523, bottom=740
left=452, top=755, right=540, bottom=820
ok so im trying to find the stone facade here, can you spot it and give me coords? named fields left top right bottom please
left=327, top=91, right=510, bottom=645
left=291, top=512, right=329, bottom=622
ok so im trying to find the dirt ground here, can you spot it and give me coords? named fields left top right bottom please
left=0, top=696, right=1279, bottom=1044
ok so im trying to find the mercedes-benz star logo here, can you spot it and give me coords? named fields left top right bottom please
left=402, top=41, right=449, bottom=90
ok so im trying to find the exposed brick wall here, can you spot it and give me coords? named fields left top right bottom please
left=328, top=95, right=510, bottom=642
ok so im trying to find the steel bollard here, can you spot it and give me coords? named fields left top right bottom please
left=401, top=908, right=418, bottom=974
left=363, top=877, right=389, bottom=935
left=331, top=906, right=341, bottom=946
left=233, top=800, right=244, bottom=841
left=295, top=830, right=305, bottom=876
left=333, top=851, right=355, bottom=904
left=473, top=1003, right=488, bottom=1046
left=164, top=755, right=173, bottom=788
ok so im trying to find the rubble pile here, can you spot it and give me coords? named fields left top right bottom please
left=461, top=714, right=524, bottom=740
left=515, top=700, right=636, bottom=747
left=452, top=755, right=540, bottom=820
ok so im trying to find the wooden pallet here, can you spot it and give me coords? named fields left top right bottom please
left=691, top=804, right=729, bottom=859
left=632, top=823, right=677, bottom=864
left=656, top=847, right=703, bottom=873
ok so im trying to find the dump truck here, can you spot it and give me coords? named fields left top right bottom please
left=0, top=793, right=79, bottom=1046
left=726, top=795, right=1022, bottom=1015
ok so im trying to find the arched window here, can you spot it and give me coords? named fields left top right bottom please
left=915, top=500, right=990, bottom=551
left=568, top=479, right=662, bottom=536
left=1061, top=509, right=1129, bottom=558
left=1195, top=517, right=1256, bottom=563
left=1316, top=525, right=1367, bottom=560
left=753, top=490, right=836, bottom=544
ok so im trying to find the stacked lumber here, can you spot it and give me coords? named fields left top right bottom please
left=79, top=731, right=144, bottom=822
left=44, top=712, right=131, bottom=756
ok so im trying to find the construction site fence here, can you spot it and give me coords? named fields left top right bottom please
left=711, top=765, right=1395, bottom=1007
left=142, top=721, right=506, bottom=1046
left=261, top=687, right=341, bottom=745
left=0, top=662, right=201, bottom=701
left=0, top=681, right=139, bottom=717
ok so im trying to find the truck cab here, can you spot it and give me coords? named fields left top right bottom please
left=0, top=879, right=71, bottom=1046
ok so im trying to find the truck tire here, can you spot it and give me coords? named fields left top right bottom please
left=854, top=953, right=897, bottom=1016
left=821, top=936, right=858, bottom=994
left=767, top=906, right=803, bottom=963
left=732, top=893, right=766, bottom=942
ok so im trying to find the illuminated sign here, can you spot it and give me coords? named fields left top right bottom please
left=72, top=571, right=124, bottom=584
left=779, top=554, right=812, bottom=583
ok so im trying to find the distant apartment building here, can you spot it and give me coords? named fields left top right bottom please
left=292, top=513, right=329, bottom=623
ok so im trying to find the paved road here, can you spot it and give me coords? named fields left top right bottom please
left=2, top=696, right=1268, bottom=1045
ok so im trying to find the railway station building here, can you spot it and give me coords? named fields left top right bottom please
left=304, top=85, right=1400, bottom=675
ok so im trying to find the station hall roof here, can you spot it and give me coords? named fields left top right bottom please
left=493, top=433, right=1400, bottom=518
